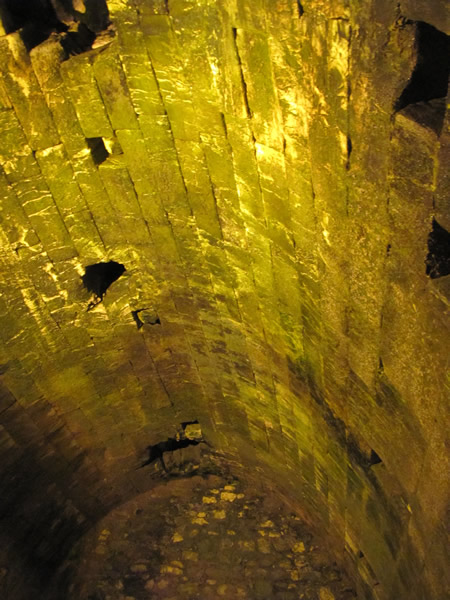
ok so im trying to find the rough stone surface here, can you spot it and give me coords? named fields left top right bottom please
left=0, top=1, right=448, bottom=599
left=58, top=476, right=356, bottom=600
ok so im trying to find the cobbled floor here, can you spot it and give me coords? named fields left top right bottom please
left=66, top=475, right=357, bottom=600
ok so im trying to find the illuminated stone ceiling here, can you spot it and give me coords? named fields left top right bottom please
left=0, top=0, right=448, bottom=598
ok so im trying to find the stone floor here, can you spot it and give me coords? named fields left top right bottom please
left=63, top=475, right=357, bottom=600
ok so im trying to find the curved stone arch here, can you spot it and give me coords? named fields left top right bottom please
left=0, top=0, right=448, bottom=598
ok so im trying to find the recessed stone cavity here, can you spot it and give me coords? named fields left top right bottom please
left=369, top=450, right=382, bottom=467
left=81, top=260, right=126, bottom=310
left=0, top=0, right=111, bottom=53
left=0, top=0, right=65, bottom=49
left=426, top=218, right=450, bottom=279
left=86, top=137, right=109, bottom=165
left=395, top=22, right=450, bottom=132
left=132, top=308, right=161, bottom=330
left=139, top=423, right=206, bottom=474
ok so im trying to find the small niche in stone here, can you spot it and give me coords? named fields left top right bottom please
left=138, top=421, right=205, bottom=473
left=369, top=449, right=382, bottom=467
left=86, top=137, right=109, bottom=165
left=395, top=22, right=450, bottom=133
left=82, top=260, right=125, bottom=311
left=131, top=308, right=161, bottom=329
left=181, top=420, right=203, bottom=441
left=426, top=218, right=450, bottom=279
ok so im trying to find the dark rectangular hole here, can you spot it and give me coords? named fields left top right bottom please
left=369, top=449, right=382, bottom=466
left=82, top=260, right=125, bottom=310
left=86, top=137, right=109, bottom=165
left=395, top=22, right=449, bottom=133
left=426, top=218, right=450, bottom=279
left=0, top=0, right=68, bottom=51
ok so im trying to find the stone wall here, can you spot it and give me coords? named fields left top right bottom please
left=0, top=0, right=448, bottom=598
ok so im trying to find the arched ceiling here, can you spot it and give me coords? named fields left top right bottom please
left=0, top=0, right=448, bottom=598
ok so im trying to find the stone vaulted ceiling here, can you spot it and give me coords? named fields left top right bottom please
left=0, top=0, right=448, bottom=598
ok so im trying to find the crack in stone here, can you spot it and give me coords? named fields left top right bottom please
left=0, top=400, right=17, bottom=417
left=201, top=147, right=224, bottom=241
left=232, top=27, right=252, bottom=119
left=345, top=135, right=352, bottom=172
left=86, top=207, right=107, bottom=251
left=220, top=111, right=227, bottom=137
left=345, top=25, right=353, bottom=221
